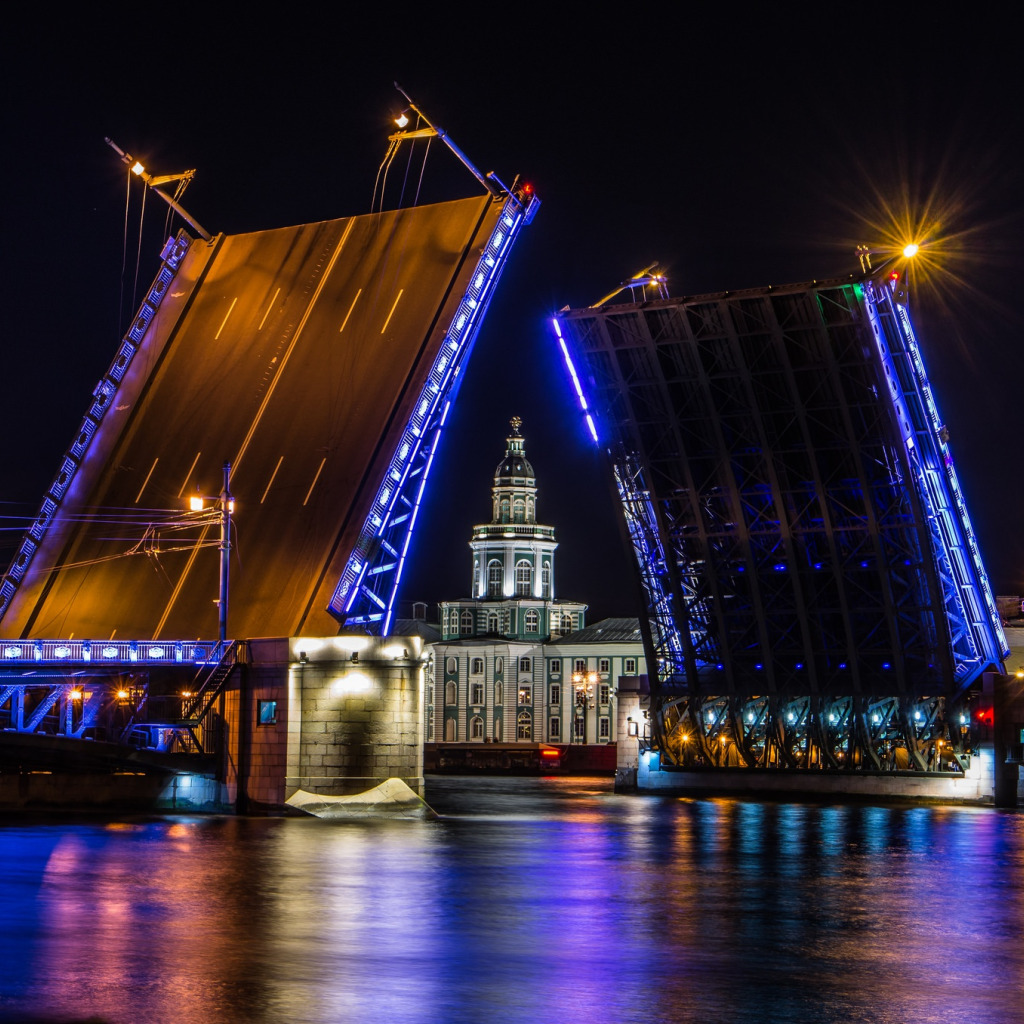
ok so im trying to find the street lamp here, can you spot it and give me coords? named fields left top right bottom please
left=571, top=668, right=597, bottom=744
left=187, top=462, right=235, bottom=648
left=856, top=242, right=922, bottom=274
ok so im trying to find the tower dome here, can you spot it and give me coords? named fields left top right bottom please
left=492, top=416, right=537, bottom=526
left=494, top=415, right=535, bottom=483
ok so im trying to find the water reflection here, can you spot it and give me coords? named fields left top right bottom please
left=0, top=778, right=1021, bottom=1024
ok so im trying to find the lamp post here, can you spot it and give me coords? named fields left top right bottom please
left=571, top=668, right=597, bottom=744
left=189, top=461, right=235, bottom=649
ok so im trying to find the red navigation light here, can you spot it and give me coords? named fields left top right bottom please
left=522, top=182, right=534, bottom=195
left=890, top=271, right=899, bottom=282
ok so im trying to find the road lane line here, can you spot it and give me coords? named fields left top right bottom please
left=260, top=456, right=284, bottom=504
left=303, top=458, right=327, bottom=506
left=339, top=288, right=362, bottom=333
left=258, top=287, right=281, bottom=331
left=231, top=218, right=355, bottom=477
left=380, top=288, right=404, bottom=334
left=154, top=524, right=210, bottom=639
left=214, top=296, right=238, bottom=340
left=134, top=458, right=159, bottom=504
left=177, top=452, right=202, bottom=499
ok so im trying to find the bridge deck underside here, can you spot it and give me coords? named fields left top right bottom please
left=562, top=283, right=963, bottom=701
left=3, top=195, right=496, bottom=640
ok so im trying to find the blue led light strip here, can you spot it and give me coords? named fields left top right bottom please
left=332, top=193, right=540, bottom=632
left=0, top=233, right=193, bottom=623
left=552, top=318, right=599, bottom=444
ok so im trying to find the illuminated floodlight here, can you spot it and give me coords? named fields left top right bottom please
left=69, top=689, right=83, bottom=702
left=131, top=161, right=145, bottom=176
left=189, top=494, right=204, bottom=512
left=395, top=111, right=410, bottom=128
left=902, top=243, right=920, bottom=259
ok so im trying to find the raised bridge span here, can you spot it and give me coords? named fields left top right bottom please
left=1, top=189, right=538, bottom=642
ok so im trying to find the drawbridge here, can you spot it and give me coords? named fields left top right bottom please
left=0, top=112, right=539, bottom=745
left=555, top=269, right=1008, bottom=772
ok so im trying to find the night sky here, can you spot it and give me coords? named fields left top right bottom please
left=2, top=9, right=1021, bottom=628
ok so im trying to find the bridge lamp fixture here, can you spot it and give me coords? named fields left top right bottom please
left=394, top=110, right=410, bottom=129
left=69, top=689, right=83, bottom=702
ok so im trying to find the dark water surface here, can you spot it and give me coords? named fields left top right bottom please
left=1, top=776, right=1022, bottom=1024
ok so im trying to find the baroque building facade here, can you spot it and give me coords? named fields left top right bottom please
left=424, top=420, right=646, bottom=755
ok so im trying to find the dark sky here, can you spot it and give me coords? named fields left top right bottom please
left=2, top=9, right=1022, bottom=627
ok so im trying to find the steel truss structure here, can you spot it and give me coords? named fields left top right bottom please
left=555, top=275, right=1007, bottom=771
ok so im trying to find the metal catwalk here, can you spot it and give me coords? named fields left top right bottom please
left=555, top=274, right=1007, bottom=770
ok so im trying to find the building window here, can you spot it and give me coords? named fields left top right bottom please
left=599, top=684, right=610, bottom=706
left=525, top=609, right=539, bottom=633
left=513, top=499, right=525, bottom=523
left=445, top=681, right=457, bottom=705
left=257, top=700, right=277, bottom=725
left=494, top=717, right=503, bottom=741
left=495, top=657, right=503, bottom=674
left=461, top=609, right=474, bottom=634
left=445, top=718, right=456, bottom=742
left=446, top=656, right=457, bottom=675
left=599, top=659, right=610, bottom=674
left=561, top=613, right=574, bottom=633
left=517, top=711, right=532, bottom=740
left=427, top=684, right=434, bottom=705
left=427, top=718, right=434, bottom=741
left=471, top=683, right=484, bottom=705
left=541, top=563, right=550, bottom=597
left=550, top=658, right=561, bottom=675
left=488, top=560, right=502, bottom=598
left=574, top=658, right=587, bottom=675
left=625, top=658, right=637, bottom=675
left=573, top=716, right=585, bottom=741
left=471, top=657, right=484, bottom=675
left=519, top=656, right=531, bottom=673
left=518, top=685, right=531, bottom=706
left=470, top=716, right=484, bottom=740
left=599, top=717, right=610, bottom=740
left=550, top=716, right=561, bottom=740
left=515, top=560, right=533, bottom=596
left=549, top=683, right=560, bottom=705
left=494, top=681, right=503, bottom=705
left=487, top=612, right=499, bottom=634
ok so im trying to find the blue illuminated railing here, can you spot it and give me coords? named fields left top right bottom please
left=0, top=232, right=193, bottom=622
left=0, top=638, right=227, bottom=666
left=332, top=191, right=540, bottom=632
left=863, top=278, right=1008, bottom=682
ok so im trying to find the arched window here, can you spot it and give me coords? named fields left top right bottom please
left=461, top=609, right=473, bottom=634
left=500, top=498, right=510, bottom=523
left=471, top=657, right=484, bottom=675
left=495, top=657, right=503, bottom=674
left=513, top=499, right=525, bottom=523
left=446, top=656, right=457, bottom=675
left=541, top=562, right=551, bottom=597
left=470, top=716, right=484, bottom=740
left=473, top=558, right=481, bottom=595
left=487, top=612, right=499, bottom=634
left=487, top=560, right=502, bottom=598
left=445, top=681, right=457, bottom=705
left=445, top=718, right=456, bottom=742
left=494, top=717, right=503, bottom=741
left=561, top=613, right=574, bottom=634
left=517, top=711, right=532, bottom=741
left=525, top=609, right=539, bottom=633
left=515, top=560, right=533, bottom=597
left=494, top=681, right=503, bottom=705
left=519, top=656, right=531, bottom=673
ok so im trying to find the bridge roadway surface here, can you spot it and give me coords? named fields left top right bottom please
left=2, top=194, right=496, bottom=641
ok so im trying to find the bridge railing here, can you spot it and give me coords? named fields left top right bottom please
left=0, top=639, right=229, bottom=666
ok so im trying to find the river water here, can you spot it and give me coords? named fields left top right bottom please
left=0, top=776, right=1021, bottom=1024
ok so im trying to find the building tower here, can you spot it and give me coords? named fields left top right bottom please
left=440, top=418, right=586, bottom=641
